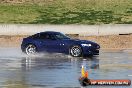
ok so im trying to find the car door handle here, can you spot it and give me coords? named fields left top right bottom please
left=60, top=44, right=65, bottom=46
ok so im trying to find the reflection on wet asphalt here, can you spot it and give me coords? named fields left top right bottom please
left=0, top=48, right=131, bottom=88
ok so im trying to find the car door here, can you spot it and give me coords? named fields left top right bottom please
left=59, top=39, right=71, bottom=54
left=38, top=33, right=61, bottom=53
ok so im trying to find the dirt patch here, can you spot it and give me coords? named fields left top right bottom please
left=0, top=35, right=132, bottom=49
left=79, top=35, right=132, bottom=49
left=0, top=35, right=27, bottom=47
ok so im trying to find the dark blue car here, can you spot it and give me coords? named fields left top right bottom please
left=21, top=31, right=100, bottom=57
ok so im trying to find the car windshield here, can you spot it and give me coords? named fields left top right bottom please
left=54, top=33, right=70, bottom=39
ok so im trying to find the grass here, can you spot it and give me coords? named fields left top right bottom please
left=0, top=0, right=132, bottom=24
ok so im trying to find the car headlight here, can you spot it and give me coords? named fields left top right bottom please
left=81, top=44, right=92, bottom=47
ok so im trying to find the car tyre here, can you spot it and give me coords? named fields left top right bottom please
left=25, top=44, right=37, bottom=55
left=70, top=45, right=82, bottom=57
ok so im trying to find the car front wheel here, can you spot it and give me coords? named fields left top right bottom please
left=70, top=45, right=82, bottom=57
left=25, top=44, right=37, bottom=55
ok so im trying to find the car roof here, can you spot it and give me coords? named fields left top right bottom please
left=39, top=31, right=61, bottom=34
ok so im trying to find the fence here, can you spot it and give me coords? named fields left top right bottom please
left=0, top=24, right=132, bottom=36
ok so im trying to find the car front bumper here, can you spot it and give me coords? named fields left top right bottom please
left=82, top=46, right=100, bottom=56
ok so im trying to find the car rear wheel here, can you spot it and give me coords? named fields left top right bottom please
left=25, top=44, right=37, bottom=55
left=70, top=45, right=82, bottom=57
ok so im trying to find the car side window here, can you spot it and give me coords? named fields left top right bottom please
left=32, top=33, right=40, bottom=39
left=39, top=33, right=51, bottom=39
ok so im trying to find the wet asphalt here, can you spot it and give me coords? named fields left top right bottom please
left=0, top=48, right=131, bottom=88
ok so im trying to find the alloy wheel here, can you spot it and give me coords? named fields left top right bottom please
left=25, top=44, right=37, bottom=55
left=70, top=46, right=82, bottom=57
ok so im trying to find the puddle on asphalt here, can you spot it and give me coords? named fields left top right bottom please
left=0, top=48, right=131, bottom=88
